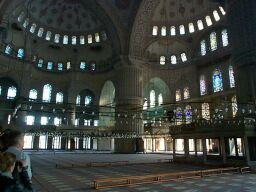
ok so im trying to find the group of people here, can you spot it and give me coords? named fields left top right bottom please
left=0, top=130, right=34, bottom=192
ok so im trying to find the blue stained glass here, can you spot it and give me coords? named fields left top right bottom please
left=17, top=48, right=24, bottom=58
left=213, top=69, right=223, bottom=93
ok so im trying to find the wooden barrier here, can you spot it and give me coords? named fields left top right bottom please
left=56, top=161, right=129, bottom=169
left=240, top=167, right=251, bottom=174
left=93, top=167, right=242, bottom=189
left=157, top=159, right=173, bottom=163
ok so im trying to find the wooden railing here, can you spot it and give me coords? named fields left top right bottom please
left=56, top=161, right=129, bottom=168
left=93, top=167, right=245, bottom=189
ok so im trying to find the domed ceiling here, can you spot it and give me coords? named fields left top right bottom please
left=19, top=0, right=104, bottom=33
left=152, top=0, right=220, bottom=22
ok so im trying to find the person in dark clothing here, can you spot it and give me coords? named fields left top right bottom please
left=0, top=152, right=33, bottom=192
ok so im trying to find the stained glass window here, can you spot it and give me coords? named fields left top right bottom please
left=91, top=63, right=96, bottom=71
left=143, top=100, right=148, bottom=110
left=200, top=75, right=207, bottom=96
left=95, top=33, right=100, bottom=42
left=38, top=59, right=43, bottom=68
left=42, top=84, right=52, bottom=102
left=185, top=105, right=192, bottom=124
left=160, top=56, right=166, bottom=65
left=67, top=61, right=71, bottom=70
left=184, top=87, right=190, bottom=99
left=17, top=12, right=25, bottom=22
left=47, top=61, right=53, bottom=70
left=202, top=103, right=210, bottom=120
left=176, top=89, right=181, bottom=101
left=170, top=26, right=176, bottom=36
left=152, top=26, right=158, bottom=36
left=88, top=35, right=93, bottom=44
left=232, top=95, right=238, bottom=117
left=210, top=32, right=217, bottom=51
left=17, top=48, right=24, bottom=59
left=222, top=29, right=229, bottom=47
left=171, top=55, right=177, bottom=64
left=5, top=45, right=12, bottom=55
left=56, top=92, right=64, bottom=104
left=213, top=68, right=223, bottom=93
left=158, top=94, right=163, bottom=106
left=80, top=61, right=86, bottom=71
left=188, top=23, right=195, bottom=33
left=29, top=23, right=36, bottom=33
left=205, top=16, right=212, bottom=26
left=150, top=90, right=155, bottom=108
left=229, top=65, right=235, bottom=88
left=23, top=18, right=29, bottom=28
left=161, top=26, right=166, bottom=36
left=58, top=63, right=63, bottom=71
left=197, top=20, right=204, bottom=30
left=176, top=107, right=183, bottom=125
left=7, top=86, right=17, bottom=99
left=85, top=96, right=92, bottom=106
left=29, top=89, right=37, bottom=100
left=219, top=6, right=226, bottom=15
left=200, top=40, right=206, bottom=56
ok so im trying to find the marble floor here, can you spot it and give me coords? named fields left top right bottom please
left=29, top=152, right=255, bottom=192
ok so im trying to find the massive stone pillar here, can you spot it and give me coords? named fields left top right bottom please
left=114, top=57, right=144, bottom=153
left=227, top=0, right=256, bottom=107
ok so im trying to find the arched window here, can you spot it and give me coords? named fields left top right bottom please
left=72, top=36, right=77, bottom=45
left=47, top=61, right=53, bottom=70
left=213, top=69, right=223, bottom=93
left=42, top=84, right=52, bottom=102
left=197, top=20, right=204, bottom=30
left=29, top=89, right=37, bottom=100
left=88, top=34, right=93, bottom=44
left=222, top=29, right=229, bottom=47
left=176, top=89, right=181, bottom=101
left=160, top=56, right=166, bottom=65
left=95, top=33, right=100, bottom=42
left=200, top=40, right=206, bottom=56
left=58, top=63, right=63, bottom=71
left=38, top=59, right=43, bottom=68
left=54, top=117, right=62, bottom=126
left=205, top=16, right=212, bottom=26
left=63, top=35, right=68, bottom=44
left=56, top=92, right=64, bottom=104
left=161, top=26, right=166, bottom=36
left=101, top=31, right=107, bottom=41
left=54, top=34, right=60, bottom=43
left=185, top=105, right=192, bottom=124
left=0, top=86, right=2, bottom=95
left=5, top=45, right=12, bottom=55
left=179, top=25, right=185, bottom=35
left=181, top=53, right=187, bottom=62
left=152, top=26, right=158, bottom=36
left=17, top=12, right=25, bottom=22
left=37, top=28, right=44, bottom=37
left=76, top=95, right=81, bottom=105
left=213, top=10, right=220, bottom=21
left=7, top=86, right=17, bottom=99
left=219, top=6, right=226, bottom=15
left=176, top=107, right=183, bottom=125
left=200, top=75, right=207, bottom=96
left=91, top=63, right=96, bottom=71
left=202, top=103, right=210, bottom=120
left=23, top=18, right=29, bottom=28
left=80, top=61, right=86, bottom=71
left=210, top=32, right=217, bottom=51
left=67, top=61, right=71, bottom=70
left=150, top=90, right=155, bottom=108
left=45, top=31, right=52, bottom=41
left=80, top=36, right=85, bottom=44
left=17, top=48, right=24, bottom=59
left=184, top=87, right=190, bottom=100
left=158, top=94, right=163, bottom=106
left=229, top=65, right=235, bottom=88
left=188, top=23, right=195, bottom=33
left=170, top=26, right=176, bottom=36
left=171, top=55, right=177, bottom=64
left=232, top=96, right=237, bottom=117
left=143, top=100, right=148, bottom=110
left=29, top=23, right=36, bottom=33
left=85, top=96, right=92, bottom=106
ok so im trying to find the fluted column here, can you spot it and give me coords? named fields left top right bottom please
left=114, top=57, right=144, bottom=153
left=227, top=0, right=256, bottom=106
